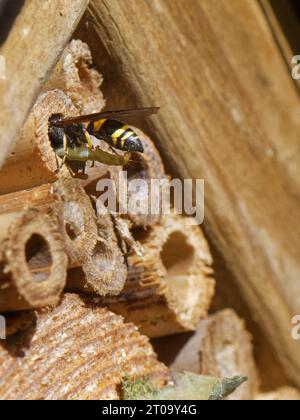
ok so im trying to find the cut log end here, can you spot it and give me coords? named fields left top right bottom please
left=0, top=209, right=68, bottom=312
left=0, top=294, right=170, bottom=400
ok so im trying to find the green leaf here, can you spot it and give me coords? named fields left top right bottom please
left=122, top=372, right=247, bottom=400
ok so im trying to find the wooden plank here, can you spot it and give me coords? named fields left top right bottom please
left=0, top=294, right=169, bottom=399
left=0, top=0, right=89, bottom=168
left=87, top=0, right=300, bottom=386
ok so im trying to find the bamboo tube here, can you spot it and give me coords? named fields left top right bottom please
left=0, top=177, right=98, bottom=268
left=0, top=208, right=67, bottom=313
left=49, top=178, right=98, bottom=267
left=0, top=294, right=170, bottom=400
left=67, top=204, right=127, bottom=296
left=171, top=309, right=259, bottom=400
left=0, top=89, right=77, bottom=195
left=82, top=127, right=168, bottom=228
left=0, top=0, right=89, bottom=169
left=102, top=214, right=215, bottom=337
left=44, top=39, right=106, bottom=114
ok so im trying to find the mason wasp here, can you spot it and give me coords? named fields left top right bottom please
left=49, top=107, right=159, bottom=168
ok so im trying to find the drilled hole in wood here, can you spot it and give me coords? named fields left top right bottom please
left=131, top=226, right=151, bottom=242
left=64, top=202, right=84, bottom=241
left=25, top=234, right=52, bottom=282
left=65, top=222, right=79, bottom=241
left=160, top=231, right=195, bottom=297
left=93, top=242, right=114, bottom=272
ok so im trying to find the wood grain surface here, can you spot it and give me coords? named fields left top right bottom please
left=85, top=0, right=300, bottom=386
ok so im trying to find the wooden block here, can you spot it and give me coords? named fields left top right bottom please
left=0, top=294, right=170, bottom=400
left=171, top=309, right=259, bottom=400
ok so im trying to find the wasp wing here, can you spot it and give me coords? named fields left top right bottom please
left=52, top=107, right=160, bottom=126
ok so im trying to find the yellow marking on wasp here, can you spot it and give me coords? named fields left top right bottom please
left=84, top=130, right=93, bottom=148
left=93, top=119, right=106, bottom=131
left=112, top=125, right=129, bottom=141
left=118, top=130, right=134, bottom=149
left=121, top=130, right=133, bottom=142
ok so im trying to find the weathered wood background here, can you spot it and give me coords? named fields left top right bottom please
left=81, top=0, right=300, bottom=387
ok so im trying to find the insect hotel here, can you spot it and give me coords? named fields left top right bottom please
left=0, top=0, right=299, bottom=401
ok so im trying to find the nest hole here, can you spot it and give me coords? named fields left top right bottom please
left=131, top=226, right=152, bottom=242
left=65, top=222, right=79, bottom=241
left=160, top=231, right=195, bottom=298
left=25, top=234, right=53, bottom=282
left=93, top=242, right=114, bottom=273
left=64, top=202, right=85, bottom=241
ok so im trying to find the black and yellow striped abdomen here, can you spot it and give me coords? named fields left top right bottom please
left=87, top=119, right=144, bottom=153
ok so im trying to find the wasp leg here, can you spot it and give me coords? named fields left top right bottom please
left=54, top=153, right=60, bottom=173
left=84, top=131, right=95, bottom=170
left=68, top=165, right=76, bottom=177
left=84, top=129, right=93, bottom=149
left=81, top=161, right=87, bottom=175
left=59, top=134, right=69, bottom=169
